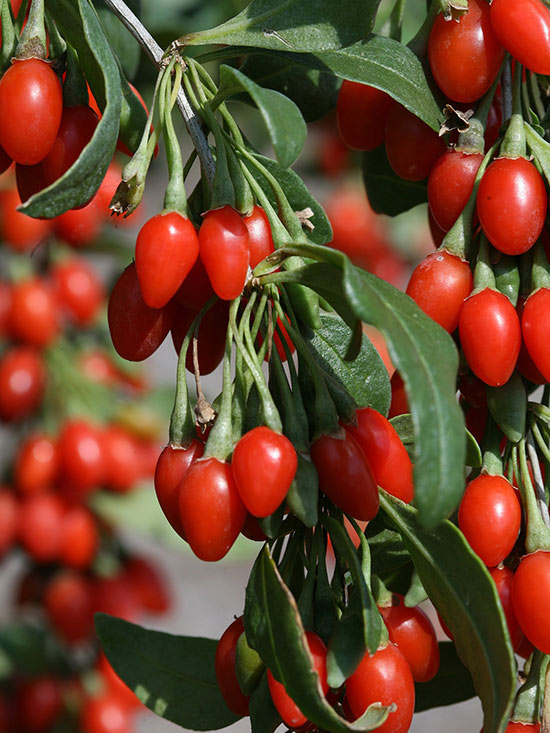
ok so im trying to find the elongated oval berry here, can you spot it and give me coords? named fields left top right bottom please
left=385, top=104, right=445, bottom=181
left=154, top=441, right=204, bottom=536
left=521, top=288, right=550, bottom=382
left=428, top=150, right=484, bottom=232
left=512, top=551, right=550, bottom=653
left=215, top=616, right=250, bottom=717
left=310, top=430, right=379, bottom=521
left=345, top=408, right=413, bottom=503
left=490, top=566, right=524, bottom=651
left=337, top=81, right=393, bottom=151
left=477, top=158, right=547, bottom=256
left=459, top=288, right=521, bottom=386
left=232, top=426, right=297, bottom=517
left=242, top=206, right=275, bottom=269
left=491, top=0, right=550, bottom=74
left=406, top=251, right=472, bottom=332
left=178, top=457, right=246, bottom=561
left=199, top=206, right=250, bottom=300
left=458, top=474, right=521, bottom=566
left=136, top=212, right=199, bottom=308
left=428, top=0, right=504, bottom=102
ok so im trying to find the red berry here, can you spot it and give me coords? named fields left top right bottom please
left=199, top=206, right=250, bottom=300
left=337, top=81, right=393, bottom=151
left=215, top=616, right=250, bottom=717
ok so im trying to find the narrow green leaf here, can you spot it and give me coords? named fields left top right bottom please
left=184, top=0, right=381, bottom=52
left=326, top=609, right=365, bottom=689
left=415, top=642, right=476, bottom=712
left=301, top=312, right=391, bottom=417
left=95, top=615, right=239, bottom=730
left=249, top=673, right=281, bottom=733
left=219, top=65, right=306, bottom=167
left=366, top=517, right=410, bottom=575
left=486, top=372, right=527, bottom=444
left=245, top=546, right=391, bottom=732
left=26, top=0, right=121, bottom=217
left=363, top=146, right=428, bottom=216
left=380, top=493, right=515, bottom=733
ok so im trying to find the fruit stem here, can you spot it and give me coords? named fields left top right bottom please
left=500, top=62, right=527, bottom=159
left=15, top=0, right=47, bottom=59
left=512, top=441, right=550, bottom=553
left=481, top=414, right=504, bottom=476
left=0, top=0, right=16, bottom=67
left=203, top=312, right=235, bottom=461
left=511, top=649, right=549, bottom=724
left=456, top=65, right=503, bottom=154
left=530, top=240, right=550, bottom=292
left=162, top=59, right=190, bottom=216
left=472, top=234, right=497, bottom=292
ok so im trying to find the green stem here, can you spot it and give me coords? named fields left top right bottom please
left=162, top=61, right=189, bottom=215
left=532, top=419, right=550, bottom=465
left=530, top=240, right=550, bottom=292
left=239, top=159, right=291, bottom=247
left=0, top=0, right=16, bottom=68
left=513, top=441, right=550, bottom=552
left=457, top=66, right=503, bottom=153
left=15, top=0, right=46, bottom=59
left=501, top=62, right=527, bottom=158
left=511, top=650, right=549, bottom=724
left=62, top=44, right=87, bottom=107
left=473, top=234, right=497, bottom=292
left=203, top=313, right=234, bottom=461
left=481, top=414, right=504, bottom=475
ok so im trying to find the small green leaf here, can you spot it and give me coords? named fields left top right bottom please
left=184, top=0, right=381, bottom=52
left=302, top=312, right=391, bottom=417
left=466, top=429, right=482, bottom=468
left=286, top=453, right=319, bottom=528
left=380, top=493, right=515, bottom=733
left=363, top=145, right=428, bottom=216
left=245, top=546, right=391, bottom=732
left=326, top=608, right=366, bottom=689
left=366, top=516, right=410, bottom=576
left=390, top=413, right=481, bottom=467
left=486, top=372, right=527, bottom=444
left=415, top=642, right=476, bottom=712
left=218, top=65, right=306, bottom=168
left=95, top=615, right=239, bottom=730
left=24, top=0, right=121, bottom=217
left=235, top=633, right=265, bottom=697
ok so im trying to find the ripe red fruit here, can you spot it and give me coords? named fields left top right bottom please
left=232, top=426, right=298, bottom=517
left=9, top=278, right=59, bottom=348
left=489, top=566, right=524, bottom=651
left=81, top=692, right=133, bottom=733
left=0, top=280, right=11, bottom=336
left=344, top=408, right=414, bottom=503
left=58, top=419, right=105, bottom=498
left=108, top=262, right=173, bottom=361
left=199, top=206, right=250, bottom=300
left=18, top=493, right=65, bottom=562
left=477, top=158, right=547, bottom=255
left=174, top=255, right=215, bottom=310
left=0, top=58, right=63, bottom=164
left=178, top=457, right=247, bottom=562
left=44, top=571, right=95, bottom=643
left=92, top=573, right=139, bottom=622
left=15, top=677, right=63, bottom=732
left=384, top=104, right=445, bottom=181
left=124, top=556, right=171, bottom=614
left=459, top=288, right=521, bottom=386
left=428, top=150, right=484, bottom=232
left=379, top=595, right=440, bottom=682
left=154, top=441, right=204, bottom=536
left=521, top=288, right=550, bottom=382
left=54, top=197, right=101, bottom=247
left=97, top=652, right=141, bottom=711
left=0, top=488, right=18, bottom=557
left=171, top=300, right=229, bottom=375
left=311, top=430, right=379, bottom=521
left=346, top=643, right=414, bottom=731
left=267, top=632, right=328, bottom=729
left=0, top=188, right=52, bottom=252
left=458, top=475, right=521, bottom=566
left=512, top=551, right=550, bottom=653
left=42, top=104, right=99, bottom=185
left=136, top=212, right=199, bottom=308
left=337, top=81, right=393, bottom=151
left=428, top=0, right=504, bottom=102
left=242, top=205, right=275, bottom=268
left=490, top=0, right=550, bottom=74
left=388, top=371, right=409, bottom=418
left=16, top=161, right=47, bottom=202
left=59, top=506, right=98, bottom=569
left=101, top=425, right=140, bottom=492
left=52, top=258, right=104, bottom=326
left=215, top=616, right=250, bottom=717
left=406, top=251, right=473, bottom=333
left=14, top=433, right=59, bottom=495
left=0, top=347, right=45, bottom=420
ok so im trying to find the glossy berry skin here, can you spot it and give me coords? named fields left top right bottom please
left=0, top=347, right=45, bottom=421
left=379, top=595, right=440, bottom=682
left=0, top=59, right=63, bottom=164
left=428, top=150, right=484, bottom=232
left=9, top=278, right=59, bottom=348
left=428, top=0, right=504, bottom=102
left=385, top=104, right=445, bottom=181
left=242, top=206, right=275, bottom=268
left=521, top=288, right=550, bottom=382
left=52, top=258, right=104, bottom=326
left=41, top=104, right=98, bottom=185
left=267, top=632, right=328, bottom=729
left=58, top=419, right=105, bottom=497
left=345, top=643, right=415, bottom=732
left=477, top=158, right=547, bottom=255
left=14, top=433, right=59, bottom=496
left=337, top=81, right=393, bottom=151
left=345, top=408, right=413, bottom=503
left=215, top=616, right=250, bottom=717
left=459, top=288, right=521, bottom=386
left=174, top=255, right=215, bottom=310
left=311, top=430, right=379, bottom=521
left=154, top=441, right=204, bottom=536
left=489, top=566, right=524, bottom=651
left=136, top=211, right=199, bottom=308
left=108, top=262, right=173, bottom=361
left=458, top=475, right=521, bottom=567
left=171, top=300, right=229, bottom=375
left=232, top=426, right=298, bottom=517
left=491, top=0, right=550, bottom=74
left=199, top=206, right=250, bottom=300
left=406, top=251, right=473, bottom=333
left=512, top=551, right=550, bottom=653
left=178, top=457, right=247, bottom=561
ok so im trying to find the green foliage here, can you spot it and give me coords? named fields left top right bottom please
left=363, top=145, right=428, bottom=216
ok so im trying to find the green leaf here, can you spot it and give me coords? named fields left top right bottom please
left=362, top=145, right=428, bottom=216
left=239, top=54, right=339, bottom=122
left=184, top=0, right=381, bottom=52
left=366, top=516, right=410, bottom=575
left=95, top=615, right=239, bottom=730
left=0, top=624, right=69, bottom=678
left=218, top=65, right=306, bottom=168
left=302, top=312, right=391, bottom=417
left=415, top=642, right=476, bottom=712
left=245, top=546, right=391, bottom=732
left=326, top=608, right=366, bottom=689
left=25, top=0, right=121, bottom=217
left=380, top=493, right=515, bottom=733
left=486, top=372, right=526, bottom=444
left=249, top=672, right=281, bottom=733
left=95, top=0, right=140, bottom=80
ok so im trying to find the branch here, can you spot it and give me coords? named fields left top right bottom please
left=101, top=0, right=215, bottom=186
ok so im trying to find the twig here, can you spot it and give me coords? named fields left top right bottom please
left=101, top=0, right=215, bottom=186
